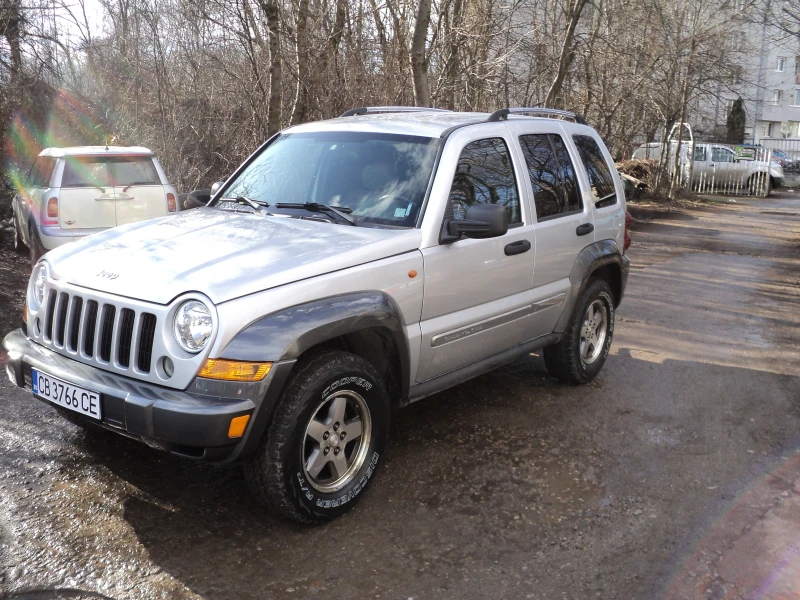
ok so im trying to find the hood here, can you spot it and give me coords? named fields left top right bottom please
left=46, top=208, right=422, bottom=305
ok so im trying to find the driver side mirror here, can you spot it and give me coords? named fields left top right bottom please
left=210, top=181, right=225, bottom=197
left=441, top=203, right=509, bottom=243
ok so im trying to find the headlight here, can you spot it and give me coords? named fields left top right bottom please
left=29, top=263, right=47, bottom=310
left=173, top=300, right=213, bottom=353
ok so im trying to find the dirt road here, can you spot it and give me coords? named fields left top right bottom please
left=0, top=195, right=798, bottom=600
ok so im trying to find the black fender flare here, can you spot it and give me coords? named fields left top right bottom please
left=554, top=240, right=628, bottom=333
left=220, top=291, right=411, bottom=399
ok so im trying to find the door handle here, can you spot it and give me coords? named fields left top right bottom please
left=95, top=194, right=135, bottom=201
left=576, top=223, right=594, bottom=236
left=504, top=239, right=531, bottom=256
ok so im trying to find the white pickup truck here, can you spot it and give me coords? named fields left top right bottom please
left=632, top=142, right=783, bottom=196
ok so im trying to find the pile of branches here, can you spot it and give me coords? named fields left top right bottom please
left=615, top=159, right=662, bottom=188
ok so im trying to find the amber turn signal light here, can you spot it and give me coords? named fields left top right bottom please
left=228, top=415, right=251, bottom=438
left=23, top=302, right=28, bottom=323
left=198, top=358, right=272, bottom=381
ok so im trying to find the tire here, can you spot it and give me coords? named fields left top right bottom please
left=245, top=350, right=390, bottom=524
left=544, top=278, right=615, bottom=384
left=748, top=174, right=771, bottom=198
left=28, top=222, right=43, bottom=266
left=12, top=212, right=25, bottom=253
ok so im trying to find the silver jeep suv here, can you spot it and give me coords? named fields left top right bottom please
left=3, top=107, right=631, bottom=523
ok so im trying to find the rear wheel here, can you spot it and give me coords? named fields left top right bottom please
left=544, top=278, right=615, bottom=384
left=245, top=350, right=390, bottom=524
left=12, top=213, right=25, bottom=252
left=748, top=174, right=771, bottom=198
left=28, top=222, right=43, bottom=266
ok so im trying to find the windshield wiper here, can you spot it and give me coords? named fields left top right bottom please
left=222, top=195, right=272, bottom=214
left=122, top=181, right=154, bottom=192
left=274, top=202, right=355, bottom=226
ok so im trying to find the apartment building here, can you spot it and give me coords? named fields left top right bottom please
left=700, top=0, right=800, bottom=143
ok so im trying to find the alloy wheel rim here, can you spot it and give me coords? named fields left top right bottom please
left=579, top=299, right=608, bottom=365
left=302, top=390, right=372, bottom=494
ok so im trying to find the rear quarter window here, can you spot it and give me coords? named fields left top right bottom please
left=573, top=135, right=618, bottom=208
left=28, top=157, right=57, bottom=188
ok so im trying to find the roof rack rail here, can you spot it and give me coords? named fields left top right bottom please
left=340, top=106, right=452, bottom=117
left=487, top=107, right=587, bottom=125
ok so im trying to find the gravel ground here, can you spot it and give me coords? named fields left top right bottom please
left=0, top=195, right=798, bottom=600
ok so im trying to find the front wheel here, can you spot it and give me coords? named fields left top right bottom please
left=245, top=350, right=390, bottom=524
left=544, top=278, right=615, bottom=384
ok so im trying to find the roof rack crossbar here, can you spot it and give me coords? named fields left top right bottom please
left=487, top=107, right=587, bottom=125
left=340, top=106, right=452, bottom=117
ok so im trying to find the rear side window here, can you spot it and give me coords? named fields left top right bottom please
left=573, top=135, right=617, bottom=208
left=519, top=134, right=582, bottom=221
left=694, top=146, right=707, bottom=161
left=28, top=157, right=56, bottom=188
left=448, top=138, right=521, bottom=224
left=61, top=157, right=160, bottom=188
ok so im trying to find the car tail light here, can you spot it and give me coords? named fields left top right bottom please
left=167, top=193, right=177, bottom=212
left=47, top=197, right=58, bottom=218
left=623, top=212, right=632, bottom=254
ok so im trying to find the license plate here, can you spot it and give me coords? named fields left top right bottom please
left=32, top=368, right=102, bottom=420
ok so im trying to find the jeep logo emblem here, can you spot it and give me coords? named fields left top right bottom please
left=96, top=269, right=119, bottom=280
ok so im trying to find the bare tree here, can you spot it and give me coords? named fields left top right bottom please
left=411, top=0, right=431, bottom=106
left=544, top=0, right=588, bottom=108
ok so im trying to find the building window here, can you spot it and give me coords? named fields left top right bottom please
left=777, top=56, right=786, bottom=72
left=771, top=89, right=782, bottom=105
left=794, top=90, right=800, bottom=106
left=725, top=98, right=735, bottom=115
left=763, top=122, right=773, bottom=137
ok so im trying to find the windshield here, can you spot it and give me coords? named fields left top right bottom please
left=219, top=131, right=440, bottom=227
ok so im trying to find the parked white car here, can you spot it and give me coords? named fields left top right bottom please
left=11, top=146, right=179, bottom=264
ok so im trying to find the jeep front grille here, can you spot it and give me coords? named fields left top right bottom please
left=41, top=288, right=157, bottom=375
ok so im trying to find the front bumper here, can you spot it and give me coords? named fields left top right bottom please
left=3, top=329, right=294, bottom=463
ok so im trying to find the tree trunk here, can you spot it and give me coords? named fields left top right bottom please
left=544, top=0, right=588, bottom=108
left=444, top=0, right=463, bottom=110
left=258, top=0, right=282, bottom=135
left=411, top=0, right=432, bottom=107
left=291, top=0, right=310, bottom=125
left=1, top=0, right=22, bottom=149
left=668, top=32, right=698, bottom=203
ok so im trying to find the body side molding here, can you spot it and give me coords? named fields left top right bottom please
left=409, top=333, right=561, bottom=403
